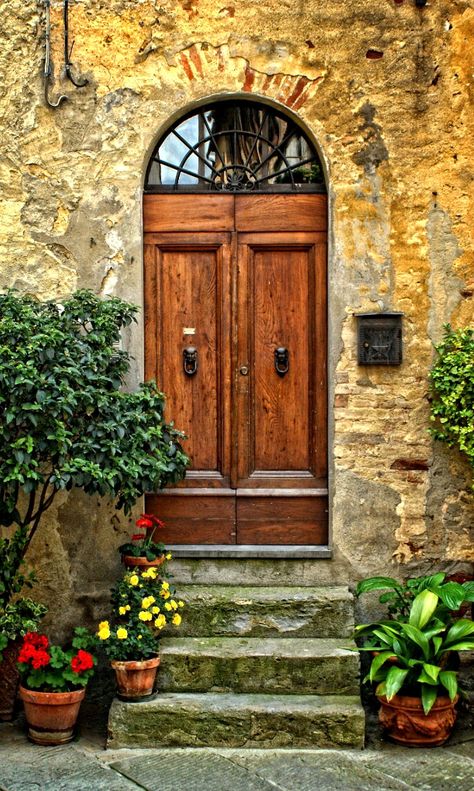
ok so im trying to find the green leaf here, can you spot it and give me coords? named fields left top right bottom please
left=355, top=577, right=403, bottom=596
left=399, top=623, right=430, bottom=660
left=409, top=589, right=439, bottom=630
left=439, top=671, right=458, bottom=701
left=421, top=663, right=440, bottom=682
left=421, top=684, right=438, bottom=715
left=433, top=582, right=467, bottom=611
left=369, top=651, right=397, bottom=681
left=384, top=666, right=409, bottom=700
left=444, top=619, right=474, bottom=647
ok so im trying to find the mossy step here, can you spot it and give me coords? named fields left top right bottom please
left=157, top=636, right=360, bottom=695
left=107, top=692, right=365, bottom=749
left=176, top=584, right=354, bottom=638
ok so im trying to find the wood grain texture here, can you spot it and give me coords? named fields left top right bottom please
left=235, top=194, right=327, bottom=232
left=143, top=194, right=328, bottom=546
left=146, top=493, right=235, bottom=544
left=236, top=495, right=328, bottom=545
left=144, top=194, right=233, bottom=232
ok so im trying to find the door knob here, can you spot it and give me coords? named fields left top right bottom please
left=239, top=365, right=249, bottom=376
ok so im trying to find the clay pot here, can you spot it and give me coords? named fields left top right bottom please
left=0, top=639, right=21, bottom=721
left=19, top=685, right=86, bottom=745
left=122, top=555, right=164, bottom=570
left=377, top=694, right=458, bottom=747
left=111, top=656, right=160, bottom=701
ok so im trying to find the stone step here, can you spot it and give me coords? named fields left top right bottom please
left=175, top=584, right=354, bottom=638
left=157, top=637, right=360, bottom=695
left=107, top=692, right=365, bottom=749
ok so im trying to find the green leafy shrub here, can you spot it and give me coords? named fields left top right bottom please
left=430, top=325, right=474, bottom=482
left=0, top=290, right=188, bottom=614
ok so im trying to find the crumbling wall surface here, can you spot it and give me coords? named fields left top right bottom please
left=0, top=0, right=473, bottom=634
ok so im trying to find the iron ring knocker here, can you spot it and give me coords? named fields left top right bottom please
left=183, top=347, right=198, bottom=376
left=274, top=347, right=289, bottom=377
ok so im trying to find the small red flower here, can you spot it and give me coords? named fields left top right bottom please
left=71, top=649, right=94, bottom=674
left=137, top=513, right=165, bottom=529
left=31, top=649, right=51, bottom=669
left=131, top=533, right=146, bottom=541
left=23, top=632, right=49, bottom=649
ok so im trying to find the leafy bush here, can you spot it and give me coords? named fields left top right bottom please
left=430, top=325, right=474, bottom=483
left=0, top=290, right=188, bottom=611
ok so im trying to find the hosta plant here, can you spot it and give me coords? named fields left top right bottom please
left=355, top=572, right=474, bottom=621
left=355, top=588, right=474, bottom=714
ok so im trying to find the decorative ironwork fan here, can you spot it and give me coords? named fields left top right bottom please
left=145, top=101, right=325, bottom=193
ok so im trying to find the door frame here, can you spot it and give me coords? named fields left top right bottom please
left=141, top=96, right=333, bottom=558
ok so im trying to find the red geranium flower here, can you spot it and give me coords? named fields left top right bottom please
left=71, top=649, right=94, bottom=674
left=31, top=649, right=51, bottom=670
left=23, top=632, right=49, bottom=650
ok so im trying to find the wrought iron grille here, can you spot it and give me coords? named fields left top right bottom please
left=145, top=101, right=325, bottom=193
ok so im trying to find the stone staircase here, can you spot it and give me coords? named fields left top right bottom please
left=107, top=583, right=365, bottom=749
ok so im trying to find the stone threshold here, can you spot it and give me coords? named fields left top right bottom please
left=167, top=545, right=332, bottom=559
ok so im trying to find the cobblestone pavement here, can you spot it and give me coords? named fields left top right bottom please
left=0, top=702, right=473, bottom=791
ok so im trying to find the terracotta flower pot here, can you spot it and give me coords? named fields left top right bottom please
left=377, top=693, right=458, bottom=747
left=111, top=656, right=160, bottom=701
left=19, top=685, right=86, bottom=745
left=122, top=555, right=164, bottom=570
left=0, top=639, right=21, bottom=721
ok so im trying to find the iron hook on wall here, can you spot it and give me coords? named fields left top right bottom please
left=43, top=0, right=68, bottom=108
left=63, top=0, right=89, bottom=88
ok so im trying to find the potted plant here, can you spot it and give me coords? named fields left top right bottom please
left=16, top=628, right=96, bottom=745
left=97, top=567, right=184, bottom=701
left=354, top=588, right=474, bottom=746
left=119, top=513, right=171, bottom=570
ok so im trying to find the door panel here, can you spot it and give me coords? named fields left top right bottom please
left=235, top=231, right=327, bottom=544
left=144, top=230, right=235, bottom=544
left=144, top=194, right=327, bottom=546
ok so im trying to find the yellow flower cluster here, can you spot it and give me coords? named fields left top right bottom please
left=97, top=621, right=110, bottom=640
left=172, top=613, right=182, bottom=626
left=154, top=613, right=167, bottom=629
left=117, top=627, right=128, bottom=639
left=141, top=567, right=158, bottom=580
left=118, top=605, right=131, bottom=615
left=141, top=596, right=156, bottom=609
left=139, top=610, right=153, bottom=622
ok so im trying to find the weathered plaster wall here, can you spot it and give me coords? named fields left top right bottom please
left=0, top=0, right=473, bottom=635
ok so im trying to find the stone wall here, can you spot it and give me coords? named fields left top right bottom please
left=0, top=0, right=473, bottom=637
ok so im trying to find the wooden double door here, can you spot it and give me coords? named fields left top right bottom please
left=144, top=193, right=328, bottom=545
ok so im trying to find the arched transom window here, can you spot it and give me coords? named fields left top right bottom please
left=145, top=100, right=325, bottom=193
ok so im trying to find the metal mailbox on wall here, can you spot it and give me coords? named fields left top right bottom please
left=355, top=312, right=403, bottom=366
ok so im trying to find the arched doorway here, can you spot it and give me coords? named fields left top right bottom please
left=143, top=99, right=328, bottom=548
